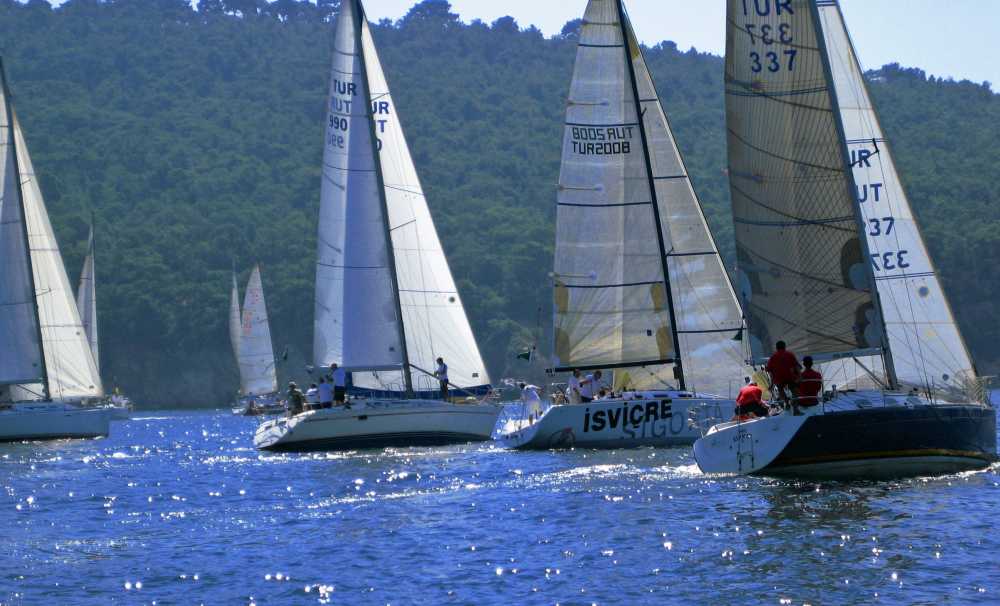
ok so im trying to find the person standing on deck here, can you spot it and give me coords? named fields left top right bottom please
left=318, top=377, right=333, bottom=409
left=286, top=381, right=305, bottom=416
left=567, top=369, right=583, bottom=404
left=330, top=363, right=347, bottom=405
left=519, top=382, right=544, bottom=423
left=766, top=341, right=801, bottom=406
left=579, top=370, right=604, bottom=403
left=434, top=358, right=449, bottom=401
left=796, top=356, right=823, bottom=415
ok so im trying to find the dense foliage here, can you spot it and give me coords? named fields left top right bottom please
left=1, top=0, right=997, bottom=405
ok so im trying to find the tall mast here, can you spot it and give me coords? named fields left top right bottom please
left=614, top=0, right=685, bottom=390
left=809, top=3, right=897, bottom=389
left=353, top=1, right=413, bottom=396
left=1, top=58, right=49, bottom=399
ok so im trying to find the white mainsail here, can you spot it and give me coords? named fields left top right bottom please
left=314, top=0, right=490, bottom=394
left=238, top=265, right=277, bottom=396
left=553, top=0, right=744, bottom=396
left=816, top=1, right=977, bottom=396
left=229, top=270, right=241, bottom=361
left=15, top=111, right=103, bottom=400
left=76, top=225, right=98, bottom=372
left=0, top=72, right=44, bottom=386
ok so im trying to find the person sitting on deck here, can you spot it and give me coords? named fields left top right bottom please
left=286, top=381, right=305, bottom=416
left=734, top=378, right=769, bottom=420
left=796, top=356, right=823, bottom=414
left=766, top=340, right=802, bottom=406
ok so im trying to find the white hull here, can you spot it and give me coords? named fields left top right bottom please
left=693, top=408, right=814, bottom=475
left=497, top=393, right=733, bottom=449
left=0, top=401, right=111, bottom=442
left=254, top=399, right=504, bottom=452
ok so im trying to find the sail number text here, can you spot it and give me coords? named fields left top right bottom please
left=741, top=0, right=797, bottom=73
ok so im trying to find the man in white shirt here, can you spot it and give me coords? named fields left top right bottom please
left=330, top=363, right=347, bottom=404
left=579, top=369, right=604, bottom=403
left=318, top=377, right=334, bottom=409
left=434, top=357, right=449, bottom=400
left=566, top=369, right=582, bottom=404
left=519, top=382, right=544, bottom=422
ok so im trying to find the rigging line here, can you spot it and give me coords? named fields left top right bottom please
left=727, top=128, right=845, bottom=175
left=749, top=303, right=870, bottom=351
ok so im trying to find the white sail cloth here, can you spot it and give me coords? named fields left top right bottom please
left=238, top=266, right=278, bottom=396
left=15, top=112, right=103, bottom=400
left=553, top=0, right=744, bottom=397
left=229, top=271, right=242, bottom=362
left=0, top=84, right=43, bottom=386
left=314, top=0, right=490, bottom=393
left=815, top=2, right=977, bottom=396
left=76, top=226, right=98, bottom=372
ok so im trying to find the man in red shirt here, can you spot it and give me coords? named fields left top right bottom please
left=734, top=378, right=768, bottom=420
left=766, top=340, right=801, bottom=406
left=796, top=356, right=823, bottom=414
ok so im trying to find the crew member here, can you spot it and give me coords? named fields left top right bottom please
left=286, top=381, right=305, bottom=416
left=579, top=370, right=604, bottom=403
left=566, top=369, right=582, bottom=404
left=735, top=378, right=768, bottom=420
left=317, top=377, right=333, bottom=409
left=331, top=363, right=347, bottom=404
left=434, top=357, right=449, bottom=401
left=797, top=356, right=823, bottom=413
left=519, top=382, right=544, bottom=422
left=766, top=340, right=801, bottom=405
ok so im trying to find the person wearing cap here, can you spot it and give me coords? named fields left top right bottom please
left=286, top=381, right=305, bottom=416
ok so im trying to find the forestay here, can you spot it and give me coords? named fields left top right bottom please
left=725, top=0, right=884, bottom=365
left=238, top=265, right=277, bottom=396
left=0, top=74, right=44, bottom=386
left=314, top=0, right=403, bottom=376
left=76, top=226, right=99, bottom=372
left=553, top=0, right=744, bottom=398
left=816, top=1, right=977, bottom=397
left=15, top=112, right=103, bottom=400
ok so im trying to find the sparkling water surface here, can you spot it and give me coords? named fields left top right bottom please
left=2, top=409, right=998, bottom=605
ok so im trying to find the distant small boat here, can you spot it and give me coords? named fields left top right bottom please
left=497, top=0, right=747, bottom=450
left=255, top=0, right=501, bottom=452
left=231, top=265, right=281, bottom=416
left=0, top=59, right=110, bottom=441
left=693, top=0, right=996, bottom=479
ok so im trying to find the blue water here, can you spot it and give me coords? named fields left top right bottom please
left=1, top=410, right=998, bottom=605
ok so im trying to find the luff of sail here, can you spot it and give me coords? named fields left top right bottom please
left=314, top=0, right=404, bottom=378
left=357, top=14, right=490, bottom=392
left=553, top=0, right=677, bottom=373
left=725, top=0, right=885, bottom=364
left=229, top=270, right=241, bottom=361
left=15, top=111, right=103, bottom=399
left=816, top=1, right=977, bottom=397
left=238, top=265, right=277, bottom=396
left=0, top=66, right=44, bottom=386
left=76, top=225, right=98, bottom=372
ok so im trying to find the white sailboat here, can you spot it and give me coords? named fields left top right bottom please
left=232, top=265, right=282, bottom=415
left=255, top=0, right=501, bottom=451
left=498, top=0, right=747, bottom=449
left=693, top=0, right=996, bottom=479
left=74, top=223, right=131, bottom=421
left=0, top=59, right=110, bottom=441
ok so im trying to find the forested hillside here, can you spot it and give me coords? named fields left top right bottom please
left=1, top=0, right=998, bottom=405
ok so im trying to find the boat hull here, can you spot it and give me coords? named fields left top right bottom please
left=254, top=399, right=503, bottom=452
left=498, top=395, right=732, bottom=450
left=0, top=402, right=111, bottom=442
left=694, top=400, right=997, bottom=479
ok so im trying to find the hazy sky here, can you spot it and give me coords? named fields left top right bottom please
left=362, top=0, right=999, bottom=89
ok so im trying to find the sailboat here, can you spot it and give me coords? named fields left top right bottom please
left=232, top=265, right=282, bottom=415
left=74, top=222, right=131, bottom=421
left=498, top=0, right=747, bottom=449
left=0, top=59, right=110, bottom=441
left=693, top=0, right=996, bottom=478
left=254, top=0, right=502, bottom=451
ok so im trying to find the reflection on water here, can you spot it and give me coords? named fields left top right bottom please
left=0, top=410, right=997, bottom=604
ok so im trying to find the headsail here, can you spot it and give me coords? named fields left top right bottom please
left=238, top=265, right=277, bottom=396
left=0, top=65, right=44, bottom=386
left=314, top=0, right=490, bottom=394
left=553, top=0, right=744, bottom=396
left=816, top=1, right=976, bottom=396
left=229, top=269, right=241, bottom=362
left=725, top=0, right=885, bottom=366
left=76, top=224, right=98, bottom=372
left=15, top=111, right=103, bottom=399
